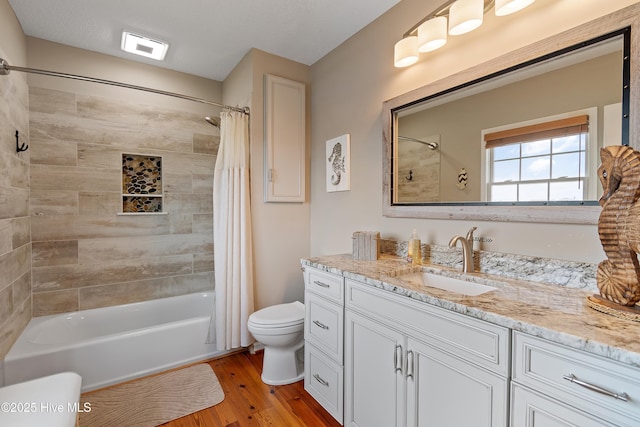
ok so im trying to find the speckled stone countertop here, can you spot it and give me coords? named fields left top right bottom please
left=301, top=254, right=640, bottom=369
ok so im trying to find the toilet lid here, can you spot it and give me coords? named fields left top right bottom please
left=249, top=301, right=304, bottom=327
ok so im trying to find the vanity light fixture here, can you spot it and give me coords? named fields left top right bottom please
left=121, top=31, right=169, bottom=61
left=394, top=0, right=534, bottom=67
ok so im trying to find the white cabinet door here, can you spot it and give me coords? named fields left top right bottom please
left=406, top=337, right=508, bottom=427
left=511, top=384, right=616, bottom=427
left=345, top=310, right=405, bottom=427
left=264, top=74, right=306, bottom=202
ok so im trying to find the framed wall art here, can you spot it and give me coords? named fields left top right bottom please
left=326, top=134, right=350, bottom=192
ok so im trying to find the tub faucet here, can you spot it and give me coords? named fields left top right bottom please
left=449, top=227, right=477, bottom=273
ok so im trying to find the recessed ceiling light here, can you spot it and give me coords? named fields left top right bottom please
left=121, top=31, right=169, bottom=60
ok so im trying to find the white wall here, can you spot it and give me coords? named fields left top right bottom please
left=309, top=0, right=638, bottom=264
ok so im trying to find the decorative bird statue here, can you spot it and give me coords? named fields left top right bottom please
left=591, top=145, right=640, bottom=318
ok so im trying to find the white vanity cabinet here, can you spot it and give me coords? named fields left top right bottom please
left=510, top=332, right=640, bottom=427
left=303, top=266, right=345, bottom=423
left=344, top=279, right=510, bottom=427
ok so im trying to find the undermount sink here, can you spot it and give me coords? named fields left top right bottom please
left=400, top=272, right=497, bottom=296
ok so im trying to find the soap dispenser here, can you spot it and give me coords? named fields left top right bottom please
left=407, top=229, right=421, bottom=265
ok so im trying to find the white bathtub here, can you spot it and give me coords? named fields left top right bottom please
left=4, top=292, right=224, bottom=392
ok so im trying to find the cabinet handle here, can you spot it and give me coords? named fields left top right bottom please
left=313, top=373, right=329, bottom=387
left=394, top=345, right=403, bottom=373
left=406, top=350, right=414, bottom=380
left=313, top=280, right=330, bottom=288
left=562, top=374, right=629, bottom=402
left=313, top=320, right=329, bottom=330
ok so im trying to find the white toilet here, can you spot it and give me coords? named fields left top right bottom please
left=248, top=301, right=305, bottom=385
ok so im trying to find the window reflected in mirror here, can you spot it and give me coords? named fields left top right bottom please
left=392, top=30, right=628, bottom=206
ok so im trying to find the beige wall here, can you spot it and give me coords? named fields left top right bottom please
left=309, top=0, right=638, bottom=264
left=224, top=49, right=311, bottom=310
left=0, top=0, right=31, bottom=361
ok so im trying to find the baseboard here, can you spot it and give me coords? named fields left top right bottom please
left=249, top=342, right=264, bottom=354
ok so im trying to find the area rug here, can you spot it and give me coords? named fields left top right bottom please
left=78, top=364, right=224, bottom=427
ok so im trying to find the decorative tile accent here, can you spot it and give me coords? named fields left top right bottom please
left=122, top=154, right=163, bottom=213
left=122, top=196, right=163, bottom=213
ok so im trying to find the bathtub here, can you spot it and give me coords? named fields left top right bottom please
left=4, top=292, right=225, bottom=392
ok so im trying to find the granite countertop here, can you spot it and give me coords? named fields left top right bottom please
left=301, top=254, right=640, bottom=369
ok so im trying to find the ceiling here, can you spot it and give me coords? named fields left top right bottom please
left=8, top=0, right=401, bottom=81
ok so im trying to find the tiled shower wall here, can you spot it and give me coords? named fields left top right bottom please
left=29, top=86, right=218, bottom=316
left=0, top=50, right=31, bottom=359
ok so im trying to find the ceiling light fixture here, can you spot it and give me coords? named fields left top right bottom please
left=394, top=0, right=534, bottom=68
left=121, top=31, right=169, bottom=61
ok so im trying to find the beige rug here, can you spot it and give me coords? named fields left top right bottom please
left=79, top=364, right=225, bottom=427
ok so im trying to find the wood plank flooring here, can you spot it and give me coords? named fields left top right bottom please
left=161, top=350, right=342, bottom=427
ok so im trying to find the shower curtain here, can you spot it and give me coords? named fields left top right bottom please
left=207, top=110, right=255, bottom=350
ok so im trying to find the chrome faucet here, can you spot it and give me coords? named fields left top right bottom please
left=448, top=227, right=477, bottom=273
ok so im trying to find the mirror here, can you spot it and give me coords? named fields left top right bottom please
left=383, top=7, right=640, bottom=224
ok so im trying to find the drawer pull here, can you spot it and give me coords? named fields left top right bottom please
left=406, top=350, right=414, bottom=380
left=313, top=320, right=329, bottom=330
left=313, top=373, right=329, bottom=387
left=313, top=280, right=331, bottom=288
left=563, top=374, right=629, bottom=402
left=394, top=345, right=403, bottom=373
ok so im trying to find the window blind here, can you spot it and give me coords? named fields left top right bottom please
left=484, top=115, right=589, bottom=149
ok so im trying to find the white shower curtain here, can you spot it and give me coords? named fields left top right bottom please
left=207, top=110, right=254, bottom=351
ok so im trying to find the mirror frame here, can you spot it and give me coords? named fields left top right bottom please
left=382, top=4, right=640, bottom=224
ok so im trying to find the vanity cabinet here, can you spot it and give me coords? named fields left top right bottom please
left=344, top=279, right=510, bottom=427
left=303, top=266, right=344, bottom=423
left=511, top=332, right=640, bottom=427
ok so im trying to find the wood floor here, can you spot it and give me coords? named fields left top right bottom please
left=161, top=350, right=342, bottom=427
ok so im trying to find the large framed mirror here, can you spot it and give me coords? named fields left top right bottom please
left=383, top=5, right=640, bottom=224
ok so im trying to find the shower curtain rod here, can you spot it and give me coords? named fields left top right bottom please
left=0, top=57, right=249, bottom=115
left=398, top=135, right=439, bottom=150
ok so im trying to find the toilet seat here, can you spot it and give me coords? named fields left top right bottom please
left=248, top=301, right=304, bottom=328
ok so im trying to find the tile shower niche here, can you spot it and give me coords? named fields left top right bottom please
left=121, top=153, right=163, bottom=214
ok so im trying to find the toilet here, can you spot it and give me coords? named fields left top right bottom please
left=248, top=301, right=305, bottom=385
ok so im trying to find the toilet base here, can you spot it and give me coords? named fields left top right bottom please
left=260, top=341, right=305, bottom=386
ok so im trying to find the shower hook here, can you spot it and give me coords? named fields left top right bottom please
left=15, top=130, right=28, bottom=153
